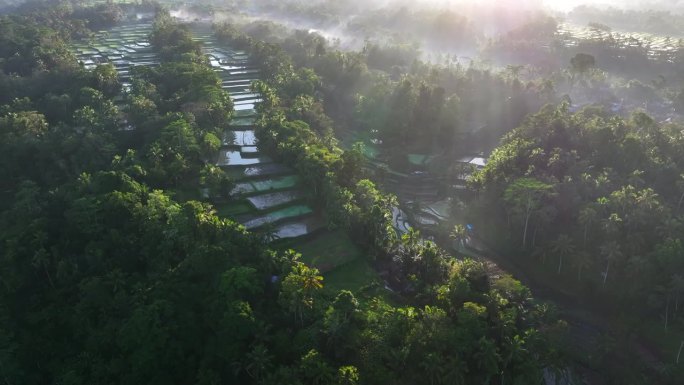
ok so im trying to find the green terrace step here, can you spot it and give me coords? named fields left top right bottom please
left=230, top=175, right=301, bottom=196
left=238, top=148, right=260, bottom=159
left=240, top=146, right=259, bottom=156
left=228, top=69, right=261, bottom=76
left=225, top=74, right=261, bottom=81
left=241, top=204, right=313, bottom=229
left=234, top=98, right=262, bottom=104
left=246, top=190, right=303, bottom=211
left=229, top=92, right=260, bottom=98
left=271, top=216, right=325, bottom=239
left=230, top=117, right=257, bottom=126
left=224, top=163, right=293, bottom=180
left=234, top=108, right=257, bottom=117
left=224, top=86, right=251, bottom=93
left=222, top=78, right=254, bottom=85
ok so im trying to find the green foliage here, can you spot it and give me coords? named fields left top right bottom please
left=570, top=53, right=596, bottom=74
left=0, top=15, right=77, bottom=76
left=474, top=103, right=684, bottom=316
left=150, top=10, right=202, bottom=61
left=503, top=177, right=554, bottom=247
left=0, top=171, right=275, bottom=385
left=0, top=6, right=563, bottom=385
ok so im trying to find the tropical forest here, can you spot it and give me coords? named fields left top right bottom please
left=1, top=0, right=684, bottom=384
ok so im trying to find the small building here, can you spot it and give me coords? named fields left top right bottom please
left=455, top=155, right=486, bottom=169
left=452, top=155, right=487, bottom=185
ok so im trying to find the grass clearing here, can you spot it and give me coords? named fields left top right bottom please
left=278, top=229, right=380, bottom=292
left=324, top=258, right=379, bottom=293
left=294, top=230, right=364, bottom=271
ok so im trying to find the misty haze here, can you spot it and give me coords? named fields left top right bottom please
left=1, top=0, right=684, bottom=384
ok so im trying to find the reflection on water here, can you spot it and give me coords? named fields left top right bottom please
left=243, top=204, right=313, bottom=229
left=272, top=216, right=324, bottom=239
left=218, top=150, right=271, bottom=166
left=247, top=191, right=302, bottom=210
left=223, top=130, right=256, bottom=146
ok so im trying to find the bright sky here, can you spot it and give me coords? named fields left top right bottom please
left=412, top=0, right=579, bottom=12
left=540, top=0, right=684, bottom=12
left=416, top=0, right=684, bottom=13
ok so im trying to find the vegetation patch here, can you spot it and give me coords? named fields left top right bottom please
left=215, top=200, right=255, bottom=217
left=295, top=230, right=365, bottom=272
left=324, top=258, right=380, bottom=293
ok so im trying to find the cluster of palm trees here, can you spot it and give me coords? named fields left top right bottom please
left=279, top=260, right=324, bottom=325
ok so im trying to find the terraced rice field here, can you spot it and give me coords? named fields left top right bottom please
left=558, top=22, right=683, bottom=62
left=72, top=21, right=324, bottom=241
left=71, top=22, right=157, bottom=91
left=191, top=24, right=324, bottom=240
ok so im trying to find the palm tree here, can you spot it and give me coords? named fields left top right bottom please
left=629, top=229, right=649, bottom=254
left=654, top=284, right=673, bottom=330
left=336, top=366, right=359, bottom=385
left=387, top=347, right=409, bottom=372
left=260, top=222, right=280, bottom=243
left=505, top=64, right=524, bottom=80
left=602, top=213, right=622, bottom=240
left=474, top=337, right=499, bottom=384
left=578, top=205, right=598, bottom=247
left=298, top=263, right=324, bottom=300
left=532, top=204, right=557, bottom=248
left=310, top=359, right=335, bottom=385
left=628, top=169, right=645, bottom=188
left=280, top=262, right=323, bottom=324
left=300, top=349, right=335, bottom=385
left=670, top=274, right=684, bottom=316
left=532, top=245, right=549, bottom=265
left=503, top=178, right=553, bottom=248
left=501, top=335, right=528, bottom=383
left=600, top=241, right=622, bottom=286
left=419, top=353, right=444, bottom=385
left=676, top=174, right=684, bottom=212
left=401, top=228, right=422, bottom=254
left=245, top=344, right=272, bottom=381
left=551, top=234, right=575, bottom=275
left=572, top=250, right=593, bottom=281
left=442, top=355, right=466, bottom=385
left=657, top=216, right=681, bottom=240
left=634, top=188, right=661, bottom=231
left=450, top=224, right=468, bottom=250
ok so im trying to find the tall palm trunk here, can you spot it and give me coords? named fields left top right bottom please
left=43, top=264, right=55, bottom=289
left=522, top=196, right=532, bottom=248
left=665, top=295, right=670, bottom=331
